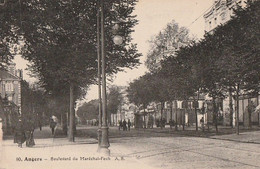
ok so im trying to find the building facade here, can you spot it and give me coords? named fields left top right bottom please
left=204, top=0, right=246, bottom=33
left=0, top=63, right=23, bottom=134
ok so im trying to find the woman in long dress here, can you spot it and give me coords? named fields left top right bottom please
left=14, top=119, right=26, bottom=148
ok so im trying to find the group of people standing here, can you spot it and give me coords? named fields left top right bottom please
left=14, top=118, right=35, bottom=148
left=13, top=116, right=58, bottom=148
left=119, top=119, right=131, bottom=131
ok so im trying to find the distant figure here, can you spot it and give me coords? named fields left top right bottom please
left=24, top=119, right=35, bottom=147
left=169, top=119, right=175, bottom=129
left=123, top=119, right=127, bottom=131
left=50, top=119, right=57, bottom=136
left=37, top=113, right=42, bottom=131
left=14, top=119, right=26, bottom=148
left=200, top=117, right=204, bottom=131
left=119, top=120, right=123, bottom=130
left=127, top=119, right=131, bottom=131
left=38, top=121, right=42, bottom=131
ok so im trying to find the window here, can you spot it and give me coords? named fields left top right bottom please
left=5, top=82, right=14, bottom=92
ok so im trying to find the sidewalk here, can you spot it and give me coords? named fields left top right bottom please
left=210, top=130, right=260, bottom=144
left=0, top=136, right=157, bottom=169
left=149, top=125, right=260, bottom=144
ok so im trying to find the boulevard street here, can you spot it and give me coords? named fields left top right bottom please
left=0, top=1, right=259, bottom=169
left=1, top=126, right=260, bottom=169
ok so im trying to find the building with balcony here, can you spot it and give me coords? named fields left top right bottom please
left=204, top=0, right=247, bottom=33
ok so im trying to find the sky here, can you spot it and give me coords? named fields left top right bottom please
left=14, top=0, right=214, bottom=102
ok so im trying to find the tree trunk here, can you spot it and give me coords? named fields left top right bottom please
left=115, top=114, right=117, bottom=126
left=62, top=111, right=68, bottom=135
left=229, top=88, right=233, bottom=128
left=143, top=107, right=146, bottom=129
left=248, top=98, right=252, bottom=129
left=170, top=101, right=173, bottom=129
left=68, top=82, right=75, bottom=142
left=236, top=85, right=240, bottom=135
left=194, top=94, right=198, bottom=131
left=175, top=100, right=178, bottom=131
left=207, top=108, right=210, bottom=132
left=183, top=100, right=186, bottom=131
left=257, top=95, right=259, bottom=127
left=60, top=112, right=63, bottom=128
left=195, top=105, right=198, bottom=131
left=107, top=111, right=111, bottom=126
left=183, top=108, right=185, bottom=131
left=161, top=102, right=164, bottom=129
left=213, top=97, right=218, bottom=133
left=154, top=109, right=156, bottom=127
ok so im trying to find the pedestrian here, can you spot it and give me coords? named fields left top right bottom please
left=200, top=117, right=204, bottom=131
left=14, top=118, right=26, bottom=148
left=123, top=119, right=127, bottom=131
left=169, top=119, right=175, bottom=129
left=50, top=118, right=57, bottom=136
left=38, top=118, right=42, bottom=131
left=119, top=120, right=122, bottom=130
left=127, top=119, right=131, bottom=131
left=24, top=119, right=35, bottom=147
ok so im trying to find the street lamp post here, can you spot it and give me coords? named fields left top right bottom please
left=99, top=0, right=110, bottom=155
left=97, top=0, right=127, bottom=155
left=96, top=0, right=102, bottom=152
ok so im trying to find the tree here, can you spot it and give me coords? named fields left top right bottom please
left=77, top=100, right=99, bottom=124
left=211, top=0, right=260, bottom=134
left=145, top=20, right=194, bottom=72
left=21, top=81, right=50, bottom=128
left=126, top=73, right=155, bottom=128
left=144, top=20, right=195, bottom=130
left=157, top=0, right=260, bottom=133
left=0, top=1, right=20, bottom=69
left=160, top=52, right=195, bottom=130
left=107, top=85, right=123, bottom=125
left=146, top=72, right=173, bottom=128
left=4, top=0, right=141, bottom=141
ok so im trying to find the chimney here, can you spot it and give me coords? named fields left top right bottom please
left=18, top=69, right=23, bottom=79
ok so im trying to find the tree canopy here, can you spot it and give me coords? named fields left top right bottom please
left=145, top=20, right=195, bottom=72
left=1, top=0, right=141, bottom=100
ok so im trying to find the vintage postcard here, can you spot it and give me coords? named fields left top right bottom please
left=1, top=0, right=259, bottom=169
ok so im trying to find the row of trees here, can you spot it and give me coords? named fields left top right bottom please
left=127, top=1, right=260, bottom=133
left=21, top=81, right=70, bottom=132
left=77, top=85, right=124, bottom=126
left=0, top=0, right=141, bottom=141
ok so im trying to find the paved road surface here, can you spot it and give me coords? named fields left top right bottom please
left=1, top=126, right=260, bottom=169
left=111, top=135, right=260, bottom=169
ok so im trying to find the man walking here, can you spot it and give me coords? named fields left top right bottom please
left=50, top=118, right=57, bottom=136
left=119, top=120, right=122, bottom=130
left=200, top=117, right=204, bottom=132
left=127, top=119, right=131, bottom=131
left=123, top=119, right=127, bottom=131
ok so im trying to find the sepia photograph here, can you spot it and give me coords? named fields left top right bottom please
left=0, top=0, right=259, bottom=169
